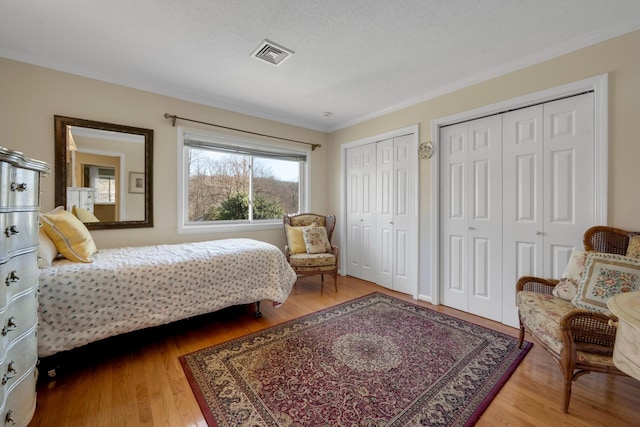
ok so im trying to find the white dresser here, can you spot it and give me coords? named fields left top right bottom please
left=0, top=147, right=49, bottom=427
left=66, top=187, right=96, bottom=213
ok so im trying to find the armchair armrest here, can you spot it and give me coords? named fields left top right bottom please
left=560, top=309, right=618, bottom=354
left=516, top=276, right=559, bottom=295
left=284, top=245, right=291, bottom=261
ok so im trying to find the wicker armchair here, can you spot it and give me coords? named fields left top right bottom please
left=516, top=226, right=638, bottom=413
left=283, top=213, right=339, bottom=291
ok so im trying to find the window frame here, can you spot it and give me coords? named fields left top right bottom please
left=177, top=126, right=309, bottom=234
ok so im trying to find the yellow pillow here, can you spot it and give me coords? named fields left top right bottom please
left=40, top=206, right=97, bottom=263
left=285, top=224, right=307, bottom=254
left=72, top=205, right=101, bottom=223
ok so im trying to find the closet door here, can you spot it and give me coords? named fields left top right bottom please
left=502, top=105, right=544, bottom=326
left=501, top=93, right=594, bottom=327
left=346, top=144, right=377, bottom=282
left=441, top=123, right=469, bottom=312
left=377, top=134, right=416, bottom=294
left=543, top=94, right=594, bottom=278
left=467, top=116, right=503, bottom=321
left=377, top=139, right=394, bottom=288
left=440, top=116, right=503, bottom=321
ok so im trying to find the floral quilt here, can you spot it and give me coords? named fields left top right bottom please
left=38, top=238, right=296, bottom=357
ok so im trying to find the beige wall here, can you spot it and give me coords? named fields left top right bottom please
left=328, top=30, right=640, bottom=297
left=0, top=57, right=328, bottom=249
left=2, top=30, right=639, bottom=297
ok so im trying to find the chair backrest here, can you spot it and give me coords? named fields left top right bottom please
left=284, top=213, right=336, bottom=241
left=583, top=226, right=640, bottom=254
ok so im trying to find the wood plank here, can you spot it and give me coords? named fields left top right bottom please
left=31, top=276, right=640, bottom=426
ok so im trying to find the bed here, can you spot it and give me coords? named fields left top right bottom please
left=38, top=238, right=296, bottom=358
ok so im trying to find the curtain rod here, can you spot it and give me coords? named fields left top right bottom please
left=163, top=113, right=321, bottom=151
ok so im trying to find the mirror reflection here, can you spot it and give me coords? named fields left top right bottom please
left=55, top=116, right=153, bottom=229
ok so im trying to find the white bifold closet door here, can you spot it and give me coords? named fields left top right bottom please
left=441, top=92, right=595, bottom=325
left=346, top=143, right=377, bottom=283
left=501, top=94, right=594, bottom=326
left=346, top=134, right=417, bottom=295
left=440, top=115, right=503, bottom=322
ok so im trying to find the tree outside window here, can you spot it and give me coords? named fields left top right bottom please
left=186, top=147, right=301, bottom=223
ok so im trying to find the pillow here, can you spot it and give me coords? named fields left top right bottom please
left=626, top=235, right=640, bottom=259
left=302, top=226, right=332, bottom=254
left=40, top=206, right=97, bottom=263
left=552, top=279, right=578, bottom=301
left=572, top=252, right=640, bottom=314
left=72, top=205, right=100, bottom=223
left=37, top=227, right=59, bottom=268
left=285, top=222, right=316, bottom=254
left=552, top=249, right=587, bottom=300
left=561, top=249, right=588, bottom=283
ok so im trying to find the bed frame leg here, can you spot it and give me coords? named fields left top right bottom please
left=255, top=301, right=262, bottom=318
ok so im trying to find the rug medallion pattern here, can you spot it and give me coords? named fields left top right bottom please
left=180, top=293, right=532, bottom=426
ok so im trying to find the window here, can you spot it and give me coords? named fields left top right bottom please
left=178, top=129, right=307, bottom=232
left=83, top=165, right=116, bottom=203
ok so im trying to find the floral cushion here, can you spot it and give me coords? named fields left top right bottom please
left=516, top=291, right=616, bottom=367
left=552, top=279, right=578, bottom=300
left=288, top=253, right=336, bottom=268
left=572, top=252, right=640, bottom=314
left=552, top=249, right=587, bottom=300
left=626, top=235, right=640, bottom=259
left=288, top=215, right=326, bottom=227
left=302, top=226, right=332, bottom=254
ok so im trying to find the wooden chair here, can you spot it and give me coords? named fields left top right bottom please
left=516, top=226, right=638, bottom=413
left=283, top=213, right=339, bottom=291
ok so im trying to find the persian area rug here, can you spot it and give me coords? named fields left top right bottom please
left=180, top=293, right=532, bottom=426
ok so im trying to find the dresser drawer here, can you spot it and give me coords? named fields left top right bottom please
left=0, top=289, right=37, bottom=361
left=0, top=252, right=38, bottom=312
left=0, top=327, right=36, bottom=405
left=0, top=212, right=38, bottom=263
left=0, top=364, right=36, bottom=427
left=0, top=163, right=40, bottom=211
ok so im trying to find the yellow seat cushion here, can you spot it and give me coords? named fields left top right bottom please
left=40, top=206, right=97, bottom=263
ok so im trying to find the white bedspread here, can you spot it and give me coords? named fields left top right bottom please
left=38, top=238, right=296, bottom=357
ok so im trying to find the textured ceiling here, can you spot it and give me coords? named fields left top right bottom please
left=1, top=1, right=639, bottom=132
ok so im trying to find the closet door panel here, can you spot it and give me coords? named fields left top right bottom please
left=502, top=105, right=544, bottom=327
left=346, top=147, right=362, bottom=276
left=346, top=143, right=377, bottom=281
left=543, top=93, right=594, bottom=277
left=441, top=123, right=469, bottom=311
left=391, top=134, right=415, bottom=295
left=377, top=139, right=393, bottom=288
left=467, top=116, right=502, bottom=322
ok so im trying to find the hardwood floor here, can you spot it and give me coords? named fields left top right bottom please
left=32, top=276, right=640, bottom=426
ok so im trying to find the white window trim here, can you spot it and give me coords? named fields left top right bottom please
left=176, top=126, right=310, bottom=235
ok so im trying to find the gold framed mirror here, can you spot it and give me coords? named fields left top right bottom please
left=54, top=115, right=153, bottom=229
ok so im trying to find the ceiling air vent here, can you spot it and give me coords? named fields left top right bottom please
left=252, top=39, right=294, bottom=66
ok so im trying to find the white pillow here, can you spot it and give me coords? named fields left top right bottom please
left=552, top=249, right=587, bottom=300
left=37, top=228, right=59, bottom=268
